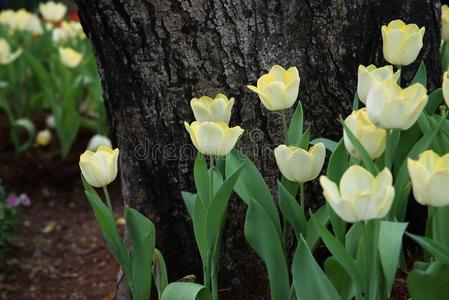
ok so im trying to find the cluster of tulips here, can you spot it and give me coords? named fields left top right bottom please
left=0, top=2, right=108, bottom=156
left=79, top=7, right=449, bottom=300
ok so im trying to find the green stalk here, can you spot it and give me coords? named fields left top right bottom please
left=280, top=110, right=288, bottom=143
left=102, top=186, right=113, bottom=213
left=385, top=129, right=399, bottom=170
left=364, top=220, right=380, bottom=300
left=432, top=206, right=449, bottom=248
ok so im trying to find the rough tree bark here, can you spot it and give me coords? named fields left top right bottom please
left=76, top=1, right=441, bottom=299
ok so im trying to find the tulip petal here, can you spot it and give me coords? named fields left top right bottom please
left=408, top=158, right=431, bottom=205
left=274, top=145, right=295, bottom=181
left=309, top=143, right=326, bottom=180
left=340, top=165, right=374, bottom=199
left=197, top=122, right=226, bottom=156
left=427, top=170, right=449, bottom=207
left=260, top=81, right=286, bottom=111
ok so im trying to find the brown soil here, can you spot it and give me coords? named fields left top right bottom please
left=0, top=112, right=122, bottom=300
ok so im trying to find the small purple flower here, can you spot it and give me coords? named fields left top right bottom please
left=19, top=193, right=31, bottom=206
left=6, top=195, right=20, bottom=208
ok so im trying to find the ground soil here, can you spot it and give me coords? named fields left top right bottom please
left=0, top=113, right=122, bottom=300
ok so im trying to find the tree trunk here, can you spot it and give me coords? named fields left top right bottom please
left=76, top=0, right=441, bottom=299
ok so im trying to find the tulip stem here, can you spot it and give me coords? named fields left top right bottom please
left=102, top=186, right=113, bottom=213
left=209, top=155, right=215, bottom=202
left=280, top=111, right=289, bottom=143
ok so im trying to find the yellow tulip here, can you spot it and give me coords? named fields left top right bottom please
left=58, top=47, right=83, bottom=68
left=381, top=20, right=425, bottom=66
left=39, top=1, right=67, bottom=22
left=190, top=93, right=234, bottom=124
left=443, top=71, right=449, bottom=107
left=12, top=9, right=43, bottom=34
left=366, top=78, right=427, bottom=130
left=36, top=129, right=52, bottom=146
left=0, top=39, right=22, bottom=65
left=87, top=134, right=112, bottom=151
left=408, top=150, right=449, bottom=207
left=357, top=65, right=399, bottom=104
left=320, top=166, right=395, bottom=223
left=344, top=108, right=386, bottom=160
left=274, top=143, right=325, bottom=183
left=184, top=121, right=244, bottom=156
left=79, top=146, right=119, bottom=188
left=52, top=21, right=85, bottom=43
left=247, top=65, right=300, bottom=111
left=443, top=5, right=449, bottom=42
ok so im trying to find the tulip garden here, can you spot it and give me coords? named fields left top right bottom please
left=3, top=1, right=449, bottom=300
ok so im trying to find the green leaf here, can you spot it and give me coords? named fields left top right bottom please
left=305, top=205, right=329, bottom=250
left=378, top=221, right=408, bottom=297
left=324, top=256, right=354, bottom=300
left=407, top=233, right=449, bottom=266
left=153, top=249, right=168, bottom=300
left=126, top=207, right=156, bottom=300
left=181, top=191, right=196, bottom=219
left=244, top=198, right=290, bottom=300
left=161, top=282, right=212, bottom=300
left=11, top=118, right=36, bottom=154
left=287, top=101, right=303, bottom=146
left=193, top=197, right=208, bottom=267
left=442, top=41, right=449, bottom=72
left=352, top=92, right=359, bottom=111
left=226, top=149, right=282, bottom=238
left=292, top=237, right=342, bottom=300
left=311, top=213, right=363, bottom=295
left=298, top=128, right=311, bottom=149
left=194, top=153, right=209, bottom=207
left=277, top=181, right=306, bottom=241
left=311, top=138, right=338, bottom=153
left=210, top=166, right=223, bottom=197
left=345, top=223, right=363, bottom=258
left=425, top=89, right=443, bottom=114
left=408, top=261, right=449, bottom=300
left=411, top=61, right=427, bottom=87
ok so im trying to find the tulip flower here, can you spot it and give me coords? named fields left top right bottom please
left=184, top=121, right=244, bottom=156
left=381, top=20, right=425, bottom=66
left=247, top=65, right=300, bottom=111
left=366, top=78, right=428, bottom=130
left=79, top=146, right=119, bottom=188
left=343, top=108, right=387, bottom=160
left=357, top=65, right=399, bottom=104
left=39, top=1, right=67, bottom=22
left=87, top=134, right=112, bottom=151
left=36, top=129, right=52, bottom=146
left=59, top=47, right=83, bottom=68
left=320, top=166, right=395, bottom=223
left=408, top=150, right=449, bottom=207
left=443, top=5, right=449, bottom=42
left=0, top=39, right=22, bottom=65
left=190, top=93, right=234, bottom=124
left=443, top=71, right=449, bottom=107
left=274, top=143, right=325, bottom=183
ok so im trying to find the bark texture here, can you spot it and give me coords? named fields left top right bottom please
left=76, top=0, right=441, bottom=299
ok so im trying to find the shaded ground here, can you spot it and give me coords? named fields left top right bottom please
left=0, top=113, right=122, bottom=300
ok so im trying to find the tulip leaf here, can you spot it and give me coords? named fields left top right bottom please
left=277, top=180, right=307, bottom=241
left=152, top=249, right=168, bottom=300
left=324, top=256, right=354, bottom=300
left=287, top=101, right=303, bottom=146
left=306, top=205, right=329, bottom=249
left=210, top=166, right=223, bottom=197
left=432, top=205, right=449, bottom=248
left=292, top=237, right=342, bottom=300
left=181, top=191, right=196, bottom=219
left=194, top=153, right=210, bottom=207
left=311, top=138, right=338, bottom=153
left=408, top=261, right=449, bottom=300
left=392, top=123, right=421, bottom=175
left=193, top=195, right=208, bottom=267
left=442, top=41, right=449, bottom=72
left=345, top=223, right=363, bottom=258
left=81, top=177, right=133, bottom=294
left=406, top=233, right=449, bottom=266
left=352, top=92, right=359, bottom=111
left=11, top=118, right=36, bottom=154
left=125, top=207, right=156, bottom=300
left=226, top=149, right=282, bottom=238
left=378, top=221, right=408, bottom=297
left=411, top=61, right=427, bottom=88
left=245, top=197, right=290, bottom=300
left=310, top=212, right=363, bottom=296
left=298, top=128, right=311, bottom=149
left=161, top=282, right=212, bottom=300
left=425, top=88, right=443, bottom=114
left=341, top=118, right=379, bottom=175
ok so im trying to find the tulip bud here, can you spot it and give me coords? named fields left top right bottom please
left=381, top=20, right=425, bottom=66
left=184, top=121, right=244, bottom=156
left=36, top=129, right=52, bottom=146
left=39, top=1, right=67, bottom=22
left=343, top=108, right=387, bottom=160
left=357, top=65, right=399, bottom=104
left=408, top=150, right=449, bottom=207
left=366, top=78, right=427, bottom=130
left=320, top=166, right=395, bottom=223
left=190, top=93, right=234, bottom=124
left=443, top=5, right=449, bottom=42
left=274, top=143, right=325, bottom=183
left=443, top=71, right=449, bottom=107
left=0, top=38, right=22, bottom=65
left=58, top=47, right=83, bottom=68
left=79, top=146, right=119, bottom=188
left=87, top=134, right=112, bottom=151
left=247, top=65, right=300, bottom=111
